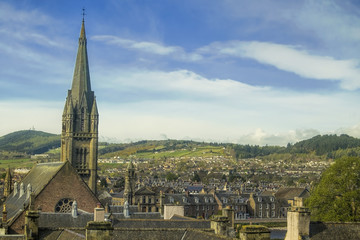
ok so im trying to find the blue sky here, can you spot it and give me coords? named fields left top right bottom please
left=1, top=0, right=360, bottom=145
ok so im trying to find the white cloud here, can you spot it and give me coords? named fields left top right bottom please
left=92, top=35, right=202, bottom=61
left=89, top=67, right=360, bottom=145
left=0, top=2, right=51, bottom=25
left=2, top=67, right=360, bottom=145
left=199, top=41, right=360, bottom=90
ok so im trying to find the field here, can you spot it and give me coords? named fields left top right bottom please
left=0, top=158, right=38, bottom=169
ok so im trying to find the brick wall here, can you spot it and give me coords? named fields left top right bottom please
left=9, top=163, right=99, bottom=234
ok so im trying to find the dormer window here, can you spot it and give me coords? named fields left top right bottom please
left=169, top=197, right=174, bottom=203
left=204, top=197, right=209, bottom=203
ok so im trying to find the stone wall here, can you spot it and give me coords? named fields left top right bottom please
left=0, top=236, right=24, bottom=240
left=164, top=205, right=184, bottom=219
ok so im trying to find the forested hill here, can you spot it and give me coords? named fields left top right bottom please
left=0, top=130, right=60, bottom=154
left=1, top=130, right=360, bottom=158
left=291, top=134, right=360, bottom=155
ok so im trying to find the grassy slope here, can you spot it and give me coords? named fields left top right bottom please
left=0, top=130, right=60, bottom=154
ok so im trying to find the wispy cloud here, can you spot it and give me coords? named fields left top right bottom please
left=92, top=35, right=202, bottom=61
left=0, top=2, right=50, bottom=25
left=199, top=41, right=360, bottom=90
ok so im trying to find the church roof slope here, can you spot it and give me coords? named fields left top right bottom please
left=4, top=162, right=65, bottom=221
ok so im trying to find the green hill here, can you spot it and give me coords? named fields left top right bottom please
left=291, top=134, right=360, bottom=155
left=0, top=130, right=60, bottom=154
left=2, top=130, right=360, bottom=159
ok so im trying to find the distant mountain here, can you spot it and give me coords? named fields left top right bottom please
left=0, top=130, right=60, bottom=154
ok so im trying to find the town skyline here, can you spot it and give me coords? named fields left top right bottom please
left=1, top=0, right=360, bottom=145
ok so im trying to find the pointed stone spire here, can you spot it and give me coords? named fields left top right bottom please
left=61, top=18, right=98, bottom=195
left=91, top=98, right=98, bottom=116
left=3, top=168, right=12, bottom=198
left=71, top=18, right=92, bottom=108
left=127, top=159, right=135, bottom=170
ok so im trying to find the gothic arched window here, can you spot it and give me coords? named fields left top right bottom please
left=55, top=198, right=74, bottom=213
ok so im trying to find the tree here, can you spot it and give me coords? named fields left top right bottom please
left=306, top=157, right=360, bottom=222
left=192, top=172, right=201, bottom=182
left=113, top=177, right=125, bottom=189
left=100, top=178, right=108, bottom=188
left=165, top=172, right=178, bottom=182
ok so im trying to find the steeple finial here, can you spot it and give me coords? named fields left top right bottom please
left=82, top=8, right=86, bottom=22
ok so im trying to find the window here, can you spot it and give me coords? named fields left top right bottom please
left=259, top=211, right=262, bottom=218
left=258, top=197, right=262, bottom=202
left=210, top=197, right=214, bottom=203
left=169, top=197, right=174, bottom=203
left=270, top=197, right=274, bottom=202
left=55, top=198, right=74, bottom=213
left=195, top=197, right=199, bottom=203
left=272, top=203, right=275, bottom=209
left=204, top=197, right=209, bottom=203
left=259, top=204, right=262, bottom=209
left=81, top=108, right=85, bottom=131
left=182, top=197, right=187, bottom=203
left=266, top=203, right=269, bottom=209
left=272, top=211, right=276, bottom=217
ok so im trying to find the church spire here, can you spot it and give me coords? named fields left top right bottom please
left=70, top=18, right=92, bottom=108
left=61, top=18, right=99, bottom=195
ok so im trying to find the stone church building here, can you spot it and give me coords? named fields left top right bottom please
left=1, top=19, right=100, bottom=234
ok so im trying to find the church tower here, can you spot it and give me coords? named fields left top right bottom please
left=124, top=160, right=136, bottom=205
left=61, top=18, right=99, bottom=194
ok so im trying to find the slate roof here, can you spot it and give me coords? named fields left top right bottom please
left=275, top=187, right=309, bottom=200
left=310, top=222, right=360, bottom=240
left=39, top=229, right=86, bottom=240
left=164, top=193, right=217, bottom=205
left=3, top=162, right=66, bottom=223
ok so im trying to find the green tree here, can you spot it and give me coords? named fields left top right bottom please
left=100, top=178, right=108, bottom=188
left=306, top=157, right=360, bottom=221
left=113, top=177, right=125, bottom=189
left=165, top=172, right=178, bottom=182
left=192, top=172, right=201, bottom=182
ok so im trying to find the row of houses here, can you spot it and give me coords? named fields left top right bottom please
left=105, top=186, right=310, bottom=220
